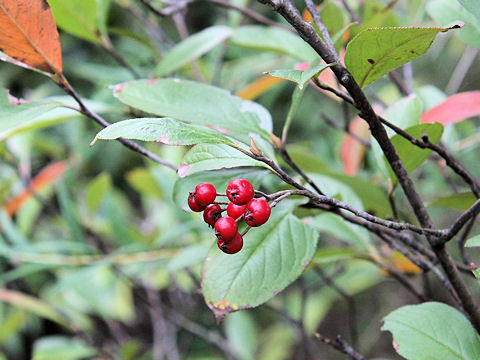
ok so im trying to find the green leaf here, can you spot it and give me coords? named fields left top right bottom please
left=428, top=0, right=480, bottom=49
left=312, top=247, right=361, bottom=265
left=458, top=0, right=480, bottom=21
left=167, top=244, right=211, bottom=272
left=111, top=79, right=271, bottom=143
left=465, top=235, right=480, bottom=248
left=345, top=25, right=462, bottom=88
left=178, top=144, right=265, bottom=178
left=0, top=91, right=60, bottom=141
left=320, top=0, right=347, bottom=51
left=156, top=26, right=232, bottom=76
left=202, top=200, right=319, bottom=319
left=92, top=117, right=236, bottom=147
left=173, top=168, right=268, bottom=211
left=126, top=168, right=163, bottom=197
left=33, top=336, right=97, bottom=360
left=308, top=213, right=371, bottom=248
left=85, top=172, right=111, bottom=213
left=48, top=0, right=101, bottom=43
left=0, top=289, right=70, bottom=328
left=231, top=26, right=318, bottom=62
left=268, top=64, right=335, bottom=89
left=382, top=302, right=480, bottom=360
left=388, top=122, right=444, bottom=179
left=382, top=95, right=422, bottom=137
left=225, top=312, right=259, bottom=360
left=429, top=192, right=477, bottom=211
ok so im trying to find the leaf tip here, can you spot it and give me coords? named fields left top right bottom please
left=177, top=164, right=190, bottom=178
left=111, top=82, right=127, bottom=96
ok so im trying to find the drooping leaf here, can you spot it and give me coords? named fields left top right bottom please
left=0, top=0, right=62, bottom=73
left=465, top=235, right=480, bottom=248
left=428, top=0, right=480, bottom=49
left=202, top=200, right=318, bottom=320
left=178, top=144, right=265, bottom=178
left=92, top=118, right=236, bottom=147
left=388, top=122, right=444, bottom=179
left=111, top=79, right=271, bottom=143
left=312, top=247, right=361, bottom=265
left=155, top=26, right=233, bottom=76
left=173, top=168, right=268, bottom=211
left=32, top=336, right=97, bottom=360
left=429, top=192, right=477, bottom=211
left=268, top=63, right=335, bottom=89
left=421, top=91, right=480, bottom=125
left=345, top=25, right=462, bottom=87
left=382, top=302, right=480, bottom=360
left=231, top=25, right=318, bottom=62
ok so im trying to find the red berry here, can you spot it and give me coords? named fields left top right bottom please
left=203, top=204, right=222, bottom=227
left=188, top=192, right=206, bottom=212
left=214, top=216, right=238, bottom=241
left=195, top=182, right=217, bottom=206
left=227, top=202, right=247, bottom=220
left=244, top=198, right=271, bottom=227
left=217, top=232, right=243, bottom=254
left=226, top=179, right=254, bottom=205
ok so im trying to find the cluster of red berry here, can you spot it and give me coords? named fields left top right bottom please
left=188, top=179, right=271, bottom=254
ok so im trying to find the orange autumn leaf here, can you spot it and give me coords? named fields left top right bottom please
left=380, top=251, right=422, bottom=276
left=235, top=75, right=284, bottom=100
left=0, top=0, right=62, bottom=73
left=302, top=5, right=320, bottom=23
left=340, top=116, right=370, bottom=175
left=4, top=161, right=68, bottom=216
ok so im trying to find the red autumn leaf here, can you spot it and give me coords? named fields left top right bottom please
left=0, top=0, right=62, bottom=73
left=4, top=161, right=68, bottom=216
left=421, top=91, right=480, bottom=125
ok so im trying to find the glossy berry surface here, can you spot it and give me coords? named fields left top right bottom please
left=194, top=182, right=217, bottom=206
left=245, top=198, right=271, bottom=227
left=217, top=232, right=243, bottom=254
left=226, top=179, right=254, bottom=205
left=203, top=204, right=222, bottom=227
left=214, top=216, right=238, bottom=241
left=188, top=192, right=206, bottom=212
left=227, top=202, right=247, bottom=220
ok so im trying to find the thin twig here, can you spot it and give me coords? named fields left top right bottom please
left=446, top=46, right=478, bottom=95
left=322, top=113, right=371, bottom=147
left=314, top=333, right=365, bottom=360
left=315, top=268, right=358, bottom=347
left=458, top=217, right=476, bottom=265
left=55, top=75, right=177, bottom=171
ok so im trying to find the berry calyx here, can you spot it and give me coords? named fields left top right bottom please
left=203, top=204, right=222, bottom=227
left=188, top=192, right=206, bottom=212
left=227, top=202, right=247, bottom=220
left=244, top=198, right=271, bottom=227
left=194, top=182, right=217, bottom=206
left=217, top=232, right=243, bottom=254
left=226, top=179, right=254, bottom=205
left=214, top=216, right=238, bottom=241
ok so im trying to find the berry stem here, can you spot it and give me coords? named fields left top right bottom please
left=241, top=226, right=252, bottom=236
left=235, top=214, right=245, bottom=223
left=214, top=201, right=229, bottom=205
left=216, top=193, right=227, bottom=196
